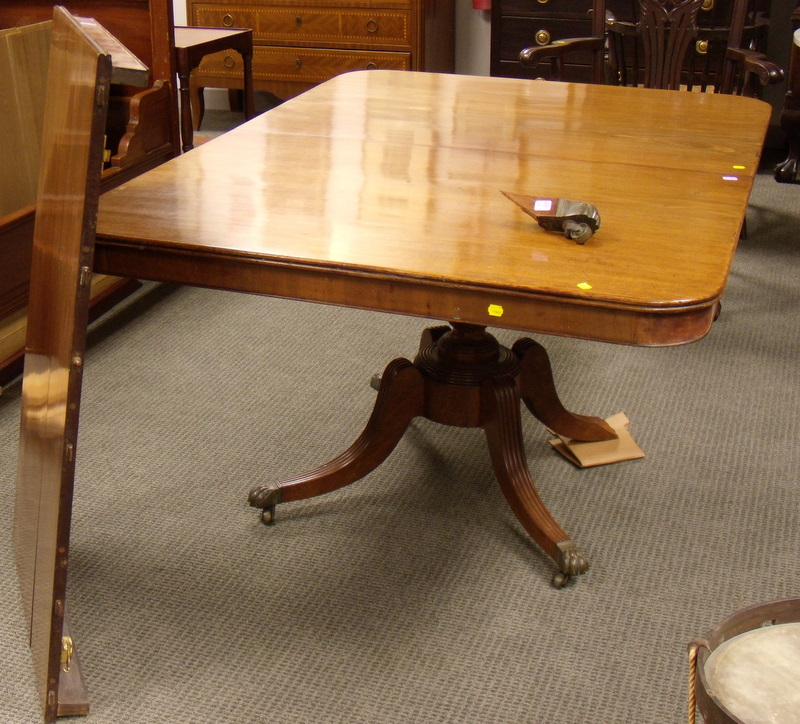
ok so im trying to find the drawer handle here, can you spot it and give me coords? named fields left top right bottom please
left=366, top=61, right=378, bottom=69
left=295, top=58, right=303, bottom=69
left=222, top=13, right=233, bottom=27
left=535, top=29, right=551, bottom=45
left=366, top=18, right=379, bottom=33
left=537, top=0, right=550, bottom=4
left=695, top=39, right=709, bottom=54
left=701, top=0, right=714, bottom=9
left=296, top=16, right=303, bottom=26
left=223, top=54, right=236, bottom=68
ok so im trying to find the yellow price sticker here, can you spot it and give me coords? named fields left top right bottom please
left=488, top=304, right=504, bottom=317
left=577, top=282, right=592, bottom=290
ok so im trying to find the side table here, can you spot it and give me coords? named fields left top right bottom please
left=174, top=26, right=255, bottom=151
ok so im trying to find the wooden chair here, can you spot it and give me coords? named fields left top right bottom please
left=13, top=8, right=148, bottom=721
left=519, top=0, right=783, bottom=96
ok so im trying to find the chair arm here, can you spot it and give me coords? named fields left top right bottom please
left=519, top=37, right=604, bottom=71
left=726, top=46, right=784, bottom=86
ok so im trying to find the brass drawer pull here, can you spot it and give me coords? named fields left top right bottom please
left=223, top=54, right=235, bottom=68
left=366, top=61, right=378, bottom=69
left=295, top=58, right=302, bottom=69
left=296, top=15, right=303, bottom=26
left=536, top=29, right=551, bottom=46
left=701, top=0, right=714, bottom=9
left=366, top=18, right=379, bottom=33
left=696, top=39, right=709, bottom=54
left=222, top=13, right=233, bottom=27
left=538, top=0, right=550, bottom=4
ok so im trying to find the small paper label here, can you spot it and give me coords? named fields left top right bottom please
left=533, top=199, right=553, bottom=212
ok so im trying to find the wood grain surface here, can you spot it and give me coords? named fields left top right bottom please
left=95, top=70, right=770, bottom=345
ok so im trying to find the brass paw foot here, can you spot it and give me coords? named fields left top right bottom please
left=552, top=540, right=589, bottom=588
left=248, top=483, right=281, bottom=525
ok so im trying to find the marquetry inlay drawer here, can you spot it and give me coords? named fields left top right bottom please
left=185, top=0, right=452, bottom=102
left=197, top=45, right=411, bottom=84
left=191, top=5, right=412, bottom=49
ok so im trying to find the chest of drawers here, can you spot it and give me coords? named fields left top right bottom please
left=186, top=0, right=455, bottom=103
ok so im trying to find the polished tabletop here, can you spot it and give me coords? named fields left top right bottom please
left=174, top=26, right=251, bottom=49
left=95, top=70, right=771, bottom=346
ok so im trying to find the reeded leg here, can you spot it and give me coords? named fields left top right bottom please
left=513, top=337, right=616, bottom=442
left=248, top=358, right=425, bottom=522
left=481, top=375, right=589, bottom=585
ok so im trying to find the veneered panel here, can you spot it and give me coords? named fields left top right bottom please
left=13, top=7, right=111, bottom=722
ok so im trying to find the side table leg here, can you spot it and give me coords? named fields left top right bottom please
left=242, top=50, right=255, bottom=120
left=248, top=358, right=425, bottom=522
left=178, top=70, right=194, bottom=152
left=481, top=375, right=589, bottom=586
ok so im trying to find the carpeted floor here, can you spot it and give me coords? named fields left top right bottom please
left=0, top=135, right=798, bottom=722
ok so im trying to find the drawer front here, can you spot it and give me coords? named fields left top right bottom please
left=496, top=58, right=594, bottom=82
left=497, top=17, right=594, bottom=62
left=191, top=5, right=412, bottom=48
left=498, top=0, right=595, bottom=19
left=196, top=45, right=411, bottom=84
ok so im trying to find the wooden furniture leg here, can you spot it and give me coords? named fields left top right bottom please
left=174, top=27, right=255, bottom=152
left=248, top=358, right=425, bottom=523
left=775, top=28, right=800, bottom=183
left=249, top=323, right=617, bottom=586
left=513, top=337, right=616, bottom=441
left=177, top=66, right=195, bottom=153
left=481, top=376, right=588, bottom=587
left=192, top=83, right=207, bottom=131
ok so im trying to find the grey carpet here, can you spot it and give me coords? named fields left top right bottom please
left=1, top=167, right=798, bottom=723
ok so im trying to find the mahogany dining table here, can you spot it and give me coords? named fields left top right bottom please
left=92, top=69, right=770, bottom=586
left=18, top=67, right=771, bottom=720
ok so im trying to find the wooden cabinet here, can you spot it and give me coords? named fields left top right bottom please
left=185, top=0, right=455, bottom=103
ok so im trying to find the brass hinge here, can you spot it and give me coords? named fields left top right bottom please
left=61, top=635, right=74, bottom=673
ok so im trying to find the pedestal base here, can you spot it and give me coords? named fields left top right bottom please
left=249, top=323, right=618, bottom=587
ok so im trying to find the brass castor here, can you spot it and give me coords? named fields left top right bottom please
left=260, top=506, right=276, bottom=525
left=552, top=572, right=571, bottom=589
